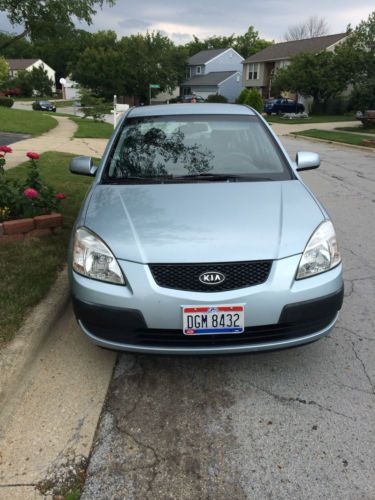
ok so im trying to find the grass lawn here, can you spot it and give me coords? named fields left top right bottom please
left=335, top=126, right=375, bottom=135
left=70, top=116, right=113, bottom=139
left=0, top=152, right=94, bottom=345
left=266, top=114, right=357, bottom=125
left=0, top=107, right=58, bottom=135
left=293, top=129, right=375, bottom=147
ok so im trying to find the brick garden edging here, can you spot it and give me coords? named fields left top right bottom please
left=0, top=213, right=63, bottom=243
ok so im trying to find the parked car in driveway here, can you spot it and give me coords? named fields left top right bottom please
left=264, top=98, right=305, bottom=115
left=32, top=100, right=56, bottom=112
left=68, top=103, right=343, bottom=355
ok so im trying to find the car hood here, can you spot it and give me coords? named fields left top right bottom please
left=84, top=181, right=324, bottom=263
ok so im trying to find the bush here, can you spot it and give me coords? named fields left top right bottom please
left=0, top=97, right=14, bottom=108
left=236, top=88, right=250, bottom=104
left=0, top=148, right=65, bottom=221
left=311, top=96, right=351, bottom=115
left=206, top=94, right=228, bottom=103
left=349, top=79, right=375, bottom=113
left=245, top=89, right=263, bottom=113
left=80, top=89, right=109, bottom=121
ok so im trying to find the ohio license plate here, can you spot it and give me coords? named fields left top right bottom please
left=182, top=305, right=244, bottom=335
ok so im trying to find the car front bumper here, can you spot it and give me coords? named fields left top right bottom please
left=70, top=255, right=344, bottom=354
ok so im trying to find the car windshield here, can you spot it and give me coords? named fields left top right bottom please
left=104, top=114, right=292, bottom=183
left=40, top=101, right=50, bottom=105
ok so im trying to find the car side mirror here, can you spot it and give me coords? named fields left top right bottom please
left=296, top=151, right=320, bottom=171
left=70, top=156, right=97, bottom=176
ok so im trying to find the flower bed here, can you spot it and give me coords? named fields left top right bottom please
left=0, top=146, right=65, bottom=241
left=0, top=213, right=63, bottom=243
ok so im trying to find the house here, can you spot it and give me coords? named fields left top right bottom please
left=180, top=48, right=244, bottom=102
left=6, top=59, right=56, bottom=92
left=242, top=33, right=348, bottom=100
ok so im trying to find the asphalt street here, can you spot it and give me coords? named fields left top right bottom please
left=79, top=137, right=375, bottom=500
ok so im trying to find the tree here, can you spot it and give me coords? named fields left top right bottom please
left=272, top=51, right=347, bottom=104
left=338, top=12, right=375, bottom=110
left=72, top=31, right=186, bottom=101
left=284, top=16, right=329, bottom=41
left=0, top=0, right=115, bottom=50
left=185, top=27, right=272, bottom=59
left=245, top=89, right=263, bottom=112
left=233, top=27, right=272, bottom=59
left=28, top=66, right=54, bottom=96
left=236, top=88, right=250, bottom=104
left=32, top=28, right=94, bottom=83
left=0, top=33, right=35, bottom=58
left=0, top=57, right=8, bottom=87
left=13, top=71, right=33, bottom=97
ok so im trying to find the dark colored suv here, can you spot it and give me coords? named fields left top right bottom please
left=264, top=98, right=305, bottom=115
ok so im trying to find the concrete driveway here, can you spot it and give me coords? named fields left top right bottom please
left=81, top=137, right=375, bottom=499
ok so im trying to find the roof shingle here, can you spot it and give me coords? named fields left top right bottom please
left=6, top=59, right=39, bottom=70
left=182, top=71, right=238, bottom=87
left=187, top=48, right=229, bottom=65
left=243, top=33, right=347, bottom=63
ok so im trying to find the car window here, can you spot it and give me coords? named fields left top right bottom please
left=105, top=115, right=292, bottom=182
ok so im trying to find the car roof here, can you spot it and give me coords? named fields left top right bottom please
left=128, top=103, right=256, bottom=118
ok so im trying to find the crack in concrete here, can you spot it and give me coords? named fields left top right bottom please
left=329, top=380, right=375, bottom=397
left=248, top=383, right=356, bottom=421
left=339, top=326, right=375, bottom=342
left=0, top=483, right=37, bottom=487
left=351, top=342, right=375, bottom=395
left=112, top=410, right=162, bottom=499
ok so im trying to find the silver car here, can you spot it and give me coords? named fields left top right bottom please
left=68, top=104, right=343, bottom=354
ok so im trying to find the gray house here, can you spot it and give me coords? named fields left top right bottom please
left=180, top=48, right=244, bottom=102
left=242, top=33, right=348, bottom=99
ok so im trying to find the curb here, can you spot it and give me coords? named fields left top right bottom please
left=0, top=268, right=70, bottom=422
left=289, top=133, right=375, bottom=153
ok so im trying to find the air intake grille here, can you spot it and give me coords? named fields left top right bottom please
left=149, top=261, right=272, bottom=292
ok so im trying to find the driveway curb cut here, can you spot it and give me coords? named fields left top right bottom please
left=0, top=268, right=70, bottom=424
left=289, top=133, right=375, bottom=153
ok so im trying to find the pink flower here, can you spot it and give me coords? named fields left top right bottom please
left=55, top=192, right=66, bottom=200
left=23, top=187, right=39, bottom=199
left=26, top=151, right=40, bottom=160
left=0, top=146, right=13, bottom=153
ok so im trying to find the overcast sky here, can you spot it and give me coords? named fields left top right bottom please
left=0, top=0, right=374, bottom=44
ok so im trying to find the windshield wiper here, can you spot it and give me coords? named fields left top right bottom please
left=173, top=173, right=274, bottom=182
left=102, top=176, right=170, bottom=184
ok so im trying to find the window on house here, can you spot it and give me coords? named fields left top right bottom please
left=186, top=67, right=191, bottom=79
left=196, top=66, right=202, bottom=75
left=248, top=63, right=259, bottom=80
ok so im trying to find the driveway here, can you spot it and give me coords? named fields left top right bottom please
left=82, top=137, right=375, bottom=499
left=0, top=131, right=30, bottom=147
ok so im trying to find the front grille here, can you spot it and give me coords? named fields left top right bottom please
left=149, top=261, right=272, bottom=292
left=84, top=314, right=336, bottom=348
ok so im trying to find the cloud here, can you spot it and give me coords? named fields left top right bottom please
left=0, top=0, right=374, bottom=43
left=118, top=18, right=151, bottom=30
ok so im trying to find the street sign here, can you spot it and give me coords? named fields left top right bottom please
left=149, top=84, right=160, bottom=89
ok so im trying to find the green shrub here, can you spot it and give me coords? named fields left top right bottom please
left=245, top=89, right=263, bottom=113
left=236, top=88, right=250, bottom=104
left=0, top=97, right=14, bottom=108
left=206, top=94, right=228, bottom=103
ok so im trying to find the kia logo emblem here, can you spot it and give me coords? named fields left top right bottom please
left=199, top=271, right=226, bottom=285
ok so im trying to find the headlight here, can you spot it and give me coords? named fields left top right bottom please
left=296, top=221, right=341, bottom=279
left=72, top=227, right=125, bottom=285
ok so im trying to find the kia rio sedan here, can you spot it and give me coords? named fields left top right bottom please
left=68, top=104, right=343, bottom=354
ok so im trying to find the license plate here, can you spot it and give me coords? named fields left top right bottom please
left=182, top=305, right=244, bottom=335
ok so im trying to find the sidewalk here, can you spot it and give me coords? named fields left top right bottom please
left=5, top=116, right=108, bottom=169
left=271, top=120, right=359, bottom=136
